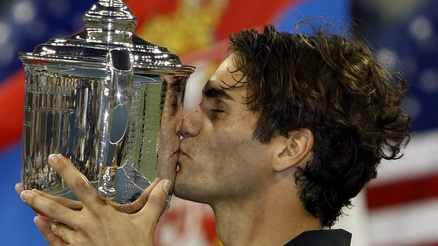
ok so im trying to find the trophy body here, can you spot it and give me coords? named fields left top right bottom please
left=20, top=0, right=194, bottom=205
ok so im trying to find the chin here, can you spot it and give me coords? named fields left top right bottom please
left=172, top=187, right=192, bottom=201
left=172, top=178, right=201, bottom=202
left=172, top=175, right=186, bottom=197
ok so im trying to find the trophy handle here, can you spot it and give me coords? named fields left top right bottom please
left=97, top=48, right=133, bottom=200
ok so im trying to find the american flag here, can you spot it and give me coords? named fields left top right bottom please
left=1, top=0, right=437, bottom=245
left=355, top=0, right=438, bottom=245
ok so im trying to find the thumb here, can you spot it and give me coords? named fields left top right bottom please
left=137, top=179, right=171, bottom=229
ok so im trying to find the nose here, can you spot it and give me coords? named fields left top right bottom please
left=178, top=106, right=202, bottom=138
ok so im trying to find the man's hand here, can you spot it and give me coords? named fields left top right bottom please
left=16, top=154, right=170, bottom=246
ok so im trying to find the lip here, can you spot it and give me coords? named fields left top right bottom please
left=176, top=149, right=186, bottom=172
left=177, top=148, right=186, bottom=159
left=178, top=142, right=188, bottom=155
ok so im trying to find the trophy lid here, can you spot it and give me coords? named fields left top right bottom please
left=19, top=0, right=195, bottom=75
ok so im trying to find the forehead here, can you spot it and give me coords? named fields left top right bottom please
left=183, top=54, right=247, bottom=113
left=210, top=54, right=245, bottom=88
left=183, top=55, right=241, bottom=114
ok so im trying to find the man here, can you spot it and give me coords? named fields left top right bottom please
left=17, top=24, right=411, bottom=245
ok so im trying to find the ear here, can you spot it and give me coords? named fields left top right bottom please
left=273, top=128, right=314, bottom=172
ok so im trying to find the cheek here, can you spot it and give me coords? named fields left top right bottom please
left=209, top=122, right=253, bottom=154
left=221, top=115, right=256, bottom=137
left=210, top=126, right=261, bottom=167
left=201, top=111, right=260, bottom=168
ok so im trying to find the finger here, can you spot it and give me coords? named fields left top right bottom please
left=34, top=216, right=67, bottom=246
left=20, top=189, right=76, bottom=226
left=51, top=222, right=76, bottom=245
left=110, top=178, right=162, bottom=214
left=32, top=189, right=83, bottom=211
left=15, top=183, right=23, bottom=195
left=18, top=180, right=83, bottom=212
left=48, top=154, right=105, bottom=209
left=17, top=182, right=82, bottom=211
left=137, top=179, right=171, bottom=231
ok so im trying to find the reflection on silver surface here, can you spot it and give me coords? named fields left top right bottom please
left=20, top=0, right=194, bottom=206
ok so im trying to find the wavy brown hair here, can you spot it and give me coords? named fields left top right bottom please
left=228, top=24, right=411, bottom=227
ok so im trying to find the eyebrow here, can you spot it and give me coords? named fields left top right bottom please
left=203, top=80, right=235, bottom=101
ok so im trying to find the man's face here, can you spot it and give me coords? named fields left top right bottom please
left=174, top=55, right=278, bottom=205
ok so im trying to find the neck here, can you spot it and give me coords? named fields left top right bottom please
left=210, top=186, right=323, bottom=246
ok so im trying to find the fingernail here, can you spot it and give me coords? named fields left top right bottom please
left=162, top=179, right=171, bottom=195
left=48, top=154, right=59, bottom=164
left=51, top=223, right=56, bottom=231
left=20, top=190, right=30, bottom=201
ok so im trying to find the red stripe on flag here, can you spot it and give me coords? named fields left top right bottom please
left=367, top=171, right=438, bottom=209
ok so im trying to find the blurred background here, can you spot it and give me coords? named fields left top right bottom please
left=0, top=0, right=437, bottom=245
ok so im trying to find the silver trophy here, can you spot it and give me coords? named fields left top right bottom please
left=20, top=0, right=194, bottom=207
